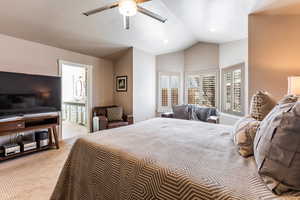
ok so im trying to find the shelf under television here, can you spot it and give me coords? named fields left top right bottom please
left=0, top=145, right=53, bottom=162
left=0, top=114, right=60, bottom=162
left=0, top=123, right=59, bottom=137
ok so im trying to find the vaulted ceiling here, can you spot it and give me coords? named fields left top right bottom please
left=0, top=0, right=297, bottom=58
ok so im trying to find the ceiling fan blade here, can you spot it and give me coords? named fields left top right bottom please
left=123, top=15, right=130, bottom=30
left=83, top=2, right=119, bottom=16
left=137, top=6, right=167, bottom=23
left=136, top=0, right=152, bottom=4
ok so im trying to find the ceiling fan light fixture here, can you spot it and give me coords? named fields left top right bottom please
left=119, top=0, right=137, bottom=16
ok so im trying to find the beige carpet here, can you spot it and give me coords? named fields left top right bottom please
left=62, top=121, right=87, bottom=140
left=0, top=140, right=73, bottom=200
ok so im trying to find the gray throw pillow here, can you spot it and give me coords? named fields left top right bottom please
left=107, top=107, right=123, bottom=121
left=191, top=106, right=217, bottom=122
left=232, top=116, right=260, bottom=157
left=172, top=105, right=190, bottom=120
left=254, top=97, right=300, bottom=194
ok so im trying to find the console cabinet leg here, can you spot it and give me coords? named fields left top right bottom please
left=48, top=128, right=53, bottom=146
left=52, top=126, right=60, bottom=149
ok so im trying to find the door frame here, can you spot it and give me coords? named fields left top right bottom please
left=58, top=60, right=93, bottom=136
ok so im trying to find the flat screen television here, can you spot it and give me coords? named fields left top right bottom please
left=0, top=71, right=61, bottom=119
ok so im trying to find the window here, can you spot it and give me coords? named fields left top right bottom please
left=185, top=72, right=217, bottom=107
left=158, top=72, right=180, bottom=112
left=221, top=63, right=245, bottom=115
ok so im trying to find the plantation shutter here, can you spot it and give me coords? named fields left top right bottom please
left=160, top=75, right=169, bottom=107
left=170, top=76, right=179, bottom=106
left=158, top=73, right=180, bottom=112
left=186, top=73, right=217, bottom=107
left=233, top=69, right=242, bottom=112
left=222, top=64, right=244, bottom=115
left=202, top=75, right=216, bottom=107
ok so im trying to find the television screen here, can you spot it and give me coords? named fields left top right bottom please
left=0, top=71, right=61, bottom=118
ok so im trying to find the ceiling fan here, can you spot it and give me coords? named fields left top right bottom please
left=83, top=0, right=167, bottom=30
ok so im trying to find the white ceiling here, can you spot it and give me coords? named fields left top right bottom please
left=0, top=0, right=297, bottom=58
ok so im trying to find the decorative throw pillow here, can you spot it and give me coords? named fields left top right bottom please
left=254, top=99, right=300, bottom=195
left=250, top=91, right=276, bottom=121
left=232, top=116, right=260, bottom=157
left=191, top=106, right=218, bottom=122
left=172, top=105, right=190, bottom=120
left=107, top=107, right=123, bottom=121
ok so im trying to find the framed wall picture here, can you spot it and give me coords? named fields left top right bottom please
left=116, top=76, right=128, bottom=92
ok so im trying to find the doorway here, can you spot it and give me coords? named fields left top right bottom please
left=58, top=60, right=92, bottom=140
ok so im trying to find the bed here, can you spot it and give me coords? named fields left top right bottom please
left=51, top=118, right=300, bottom=200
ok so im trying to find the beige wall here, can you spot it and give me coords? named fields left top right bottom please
left=219, top=39, right=248, bottom=69
left=156, top=51, right=185, bottom=73
left=155, top=42, right=220, bottom=110
left=0, top=34, right=114, bottom=107
left=183, top=42, right=219, bottom=105
left=219, top=39, right=249, bottom=117
left=0, top=34, right=114, bottom=143
left=156, top=41, right=248, bottom=124
left=156, top=42, right=219, bottom=74
left=184, top=42, right=219, bottom=72
left=112, top=48, right=156, bottom=122
left=113, top=48, right=133, bottom=115
left=249, top=15, right=300, bottom=101
left=133, top=48, right=156, bottom=122
left=156, top=51, right=185, bottom=106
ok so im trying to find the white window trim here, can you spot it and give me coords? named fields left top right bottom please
left=220, top=63, right=245, bottom=116
left=184, top=70, right=219, bottom=108
left=157, top=72, right=181, bottom=113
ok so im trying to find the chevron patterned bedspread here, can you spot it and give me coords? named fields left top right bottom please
left=51, top=118, right=300, bottom=200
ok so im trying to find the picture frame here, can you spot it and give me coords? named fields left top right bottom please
left=116, top=76, right=128, bottom=92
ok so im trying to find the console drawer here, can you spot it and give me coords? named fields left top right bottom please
left=0, top=120, right=25, bottom=132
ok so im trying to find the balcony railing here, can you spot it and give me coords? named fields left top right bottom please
left=62, top=101, right=86, bottom=126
